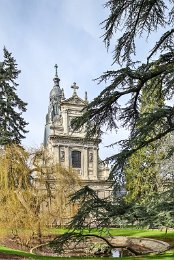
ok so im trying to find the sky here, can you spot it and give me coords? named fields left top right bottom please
left=0, top=0, right=163, bottom=159
left=0, top=0, right=121, bottom=158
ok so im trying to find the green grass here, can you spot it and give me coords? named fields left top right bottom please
left=0, top=245, right=69, bottom=259
left=108, top=228, right=174, bottom=239
left=48, top=227, right=174, bottom=241
left=0, top=228, right=174, bottom=259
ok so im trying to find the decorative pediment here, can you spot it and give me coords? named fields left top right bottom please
left=62, top=82, right=87, bottom=106
left=62, top=94, right=87, bottom=106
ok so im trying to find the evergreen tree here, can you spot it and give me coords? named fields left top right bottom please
left=158, top=133, right=174, bottom=189
left=125, top=78, right=164, bottom=202
left=72, top=0, right=174, bottom=184
left=54, top=1, right=174, bottom=246
left=149, top=189, right=174, bottom=231
left=0, top=48, right=28, bottom=145
left=125, top=147, right=161, bottom=202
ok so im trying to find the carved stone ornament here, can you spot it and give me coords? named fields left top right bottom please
left=53, top=115, right=63, bottom=125
left=62, top=95, right=86, bottom=106
left=60, top=150, right=65, bottom=162
left=89, top=152, right=93, bottom=162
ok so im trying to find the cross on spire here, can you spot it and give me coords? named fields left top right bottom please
left=71, top=82, right=79, bottom=95
left=53, top=64, right=60, bottom=86
left=54, top=64, right=58, bottom=77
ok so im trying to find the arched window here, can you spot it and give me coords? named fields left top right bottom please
left=72, top=150, right=81, bottom=168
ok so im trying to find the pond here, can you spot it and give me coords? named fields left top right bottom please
left=36, top=244, right=133, bottom=258
left=34, top=236, right=170, bottom=258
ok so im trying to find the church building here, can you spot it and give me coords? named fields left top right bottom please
left=44, top=65, right=112, bottom=198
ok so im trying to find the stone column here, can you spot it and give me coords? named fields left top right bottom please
left=63, top=109, right=68, bottom=134
left=64, top=145, right=70, bottom=168
left=53, top=145, right=60, bottom=163
left=56, top=145, right=60, bottom=163
left=83, top=147, right=88, bottom=180
left=93, top=147, right=98, bottom=180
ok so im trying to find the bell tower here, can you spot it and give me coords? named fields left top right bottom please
left=44, top=64, right=62, bottom=146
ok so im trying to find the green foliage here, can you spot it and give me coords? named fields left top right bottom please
left=56, top=0, right=174, bottom=250
left=0, top=145, right=48, bottom=238
left=146, top=189, right=174, bottom=230
left=125, top=146, right=160, bottom=202
left=0, top=145, right=80, bottom=243
left=0, top=48, right=28, bottom=145
left=103, top=0, right=173, bottom=64
left=69, top=186, right=130, bottom=231
left=158, top=133, right=174, bottom=189
left=72, top=0, right=174, bottom=185
left=66, top=185, right=174, bottom=234
left=120, top=188, right=174, bottom=230
left=49, top=186, right=132, bottom=253
left=124, top=77, right=165, bottom=202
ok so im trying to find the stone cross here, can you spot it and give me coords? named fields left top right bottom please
left=54, top=64, right=58, bottom=77
left=71, top=82, right=79, bottom=95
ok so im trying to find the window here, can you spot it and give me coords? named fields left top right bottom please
left=72, top=150, right=81, bottom=168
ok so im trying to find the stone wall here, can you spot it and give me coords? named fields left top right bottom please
left=108, top=236, right=170, bottom=253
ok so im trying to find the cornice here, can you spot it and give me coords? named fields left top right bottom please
left=49, top=134, right=101, bottom=144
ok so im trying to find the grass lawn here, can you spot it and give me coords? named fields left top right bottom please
left=0, top=228, right=174, bottom=259
left=48, top=227, right=174, bottom=244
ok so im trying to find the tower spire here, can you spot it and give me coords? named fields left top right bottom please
left=85, top=91, right=88, bottom=101
left=54, top=64, right=58, bottom=77
left=53, top=64, right=60, bottom=86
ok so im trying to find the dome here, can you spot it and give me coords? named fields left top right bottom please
left=50, top=85, right=61, bottom=99
left=49, top=70, right=61, bottom=99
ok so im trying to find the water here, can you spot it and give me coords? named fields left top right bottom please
left=111, top=248, right=121, bottom=257
left=111, top=248, right=136, bottom=258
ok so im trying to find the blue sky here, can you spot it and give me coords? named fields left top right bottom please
left=0, top=0, right=121, bottom=158
left=1, top=0, right=163, bottom=159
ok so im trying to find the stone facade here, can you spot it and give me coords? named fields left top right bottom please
left=44, top=66, right=112, bottom=198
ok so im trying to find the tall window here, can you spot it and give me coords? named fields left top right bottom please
left=72, top=150, right=81, bottom=168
